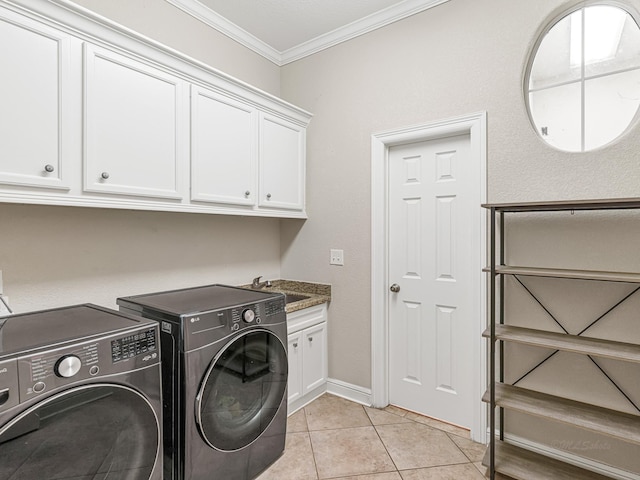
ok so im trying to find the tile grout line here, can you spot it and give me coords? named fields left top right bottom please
left=446, top=430, right=477, bottom=463
left=303, top=405, right=322, bottom=480
left=366, top=404, right=404, bottom=477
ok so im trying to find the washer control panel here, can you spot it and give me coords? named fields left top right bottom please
left=111, top=328, right=157, bottom=363
left=16, top=326, right=158, bottom=403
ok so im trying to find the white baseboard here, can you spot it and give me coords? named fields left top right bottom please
left=326, top=378, right=372, bottom=406
left=502, top=433, right=640, bottom=480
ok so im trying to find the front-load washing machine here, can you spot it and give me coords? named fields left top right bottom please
left=0, top=304, right=162, bottom=480
left=118, top=284, right=288, bottom=480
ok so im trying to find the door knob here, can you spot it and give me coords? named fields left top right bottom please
left=390, top=284, right=400, bottom=293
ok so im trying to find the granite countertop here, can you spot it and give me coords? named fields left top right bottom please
left=238, top=279, right=331, bottom=313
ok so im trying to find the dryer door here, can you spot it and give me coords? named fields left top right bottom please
left=195, top=329, right=287, bottom=451
left=0, top=384, right=160, bottom=479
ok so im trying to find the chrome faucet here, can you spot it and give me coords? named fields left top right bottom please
left=252, top=276, right=272, bottom=289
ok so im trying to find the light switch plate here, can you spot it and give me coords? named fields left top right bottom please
left=330, top=249, right=344, bottom=266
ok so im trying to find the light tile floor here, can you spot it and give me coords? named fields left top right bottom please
left=256, top=394, right=490, bottom=480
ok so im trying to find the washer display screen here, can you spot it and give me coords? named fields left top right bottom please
left=0, top=384, right=159, bottom=479
left=195, top=330, right=287, bottom=451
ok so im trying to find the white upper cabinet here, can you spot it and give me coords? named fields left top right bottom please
left=83, top=44, right=187, bottom=200
left=259, top=114, right=306, bottom=211
left=191, top=85, right=257, bottom=206
left=0, top=9, right=73, bottom=190
left=0, top=1, right=311, bottom=217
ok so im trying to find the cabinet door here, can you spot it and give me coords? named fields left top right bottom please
left=258, top=113, right=305, bottom=211
left=83, top=44, right=186, bottom=199
left=0, top=9, right=73, bottom=189
left=302, top=322, right=327, bottom=395
left=287, top=331, right=303, bottom=405
left=191, top=86, right=256, bottom=206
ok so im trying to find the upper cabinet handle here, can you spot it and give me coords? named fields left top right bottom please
left=266, top=193, right=272, bottom=200
left=101, top=172, right=110, bottom=180
left=44, top=164, right=55, bottom=173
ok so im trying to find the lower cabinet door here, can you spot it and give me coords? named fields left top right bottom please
left=302, top=322, right=327, bottom=395
left=287, top=330, right=303, bottom=405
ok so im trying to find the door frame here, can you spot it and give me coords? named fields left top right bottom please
left=370, top=112, right=488, bottom=443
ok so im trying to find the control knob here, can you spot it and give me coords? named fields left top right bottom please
left=55, top=355, right=82, bottom=378
left=242, top=309, right=256, bottom=323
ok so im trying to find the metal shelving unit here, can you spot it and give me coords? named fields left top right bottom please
left=482, top=198, right=640, bottom=480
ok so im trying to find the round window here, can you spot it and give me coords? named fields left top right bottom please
left=526, top=3, right=640, bottom=152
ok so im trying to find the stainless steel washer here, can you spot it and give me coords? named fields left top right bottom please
left=118, top=284, right=288, bottom=480
left=0, top=304, right=162, bottom=480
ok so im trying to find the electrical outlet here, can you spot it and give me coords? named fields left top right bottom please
left=330, top=249, right=344, bottom=266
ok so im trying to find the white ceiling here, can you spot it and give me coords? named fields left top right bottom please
left=166, top=0, right=450, bottom=65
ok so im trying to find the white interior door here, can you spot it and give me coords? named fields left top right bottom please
left=388, top=133, right=479, bottom=429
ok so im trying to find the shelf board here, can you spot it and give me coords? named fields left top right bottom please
left=483, top=383, right=640, bottom=444
left=482, top=198, right=640, bottom=212
left=482, top=325, right=640, bottom=363
left=482, top=441, right=612, bottom=480
left=483, top=265, right=640, bottom=283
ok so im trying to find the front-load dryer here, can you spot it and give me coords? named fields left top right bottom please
left=0, top=304, right=162, bottom=480
left=118, top=284, right=288, bottom=480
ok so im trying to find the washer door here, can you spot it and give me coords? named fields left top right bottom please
left=0, top=384, right=159, bottom=480
left=196, top=329, right=287, bottom=451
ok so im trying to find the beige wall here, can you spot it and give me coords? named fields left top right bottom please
left=0, top=204, right=281, bottom=312
left=71, top=0, right=281, bottom=95
left=279, top=0, right=640, bottom=391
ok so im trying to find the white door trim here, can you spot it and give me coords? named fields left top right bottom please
left=370, top=112, right=488, bottom=443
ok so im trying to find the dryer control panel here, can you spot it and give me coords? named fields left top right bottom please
left=181, top=297, right=286, bottom=351
left=14, top=326, right=158, bottom=404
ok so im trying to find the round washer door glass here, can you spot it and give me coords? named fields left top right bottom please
left=0, top=384, right=159, bottom=479
left=196, top=329, right=288, bottom=451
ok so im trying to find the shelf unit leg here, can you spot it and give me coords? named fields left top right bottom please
left=489, top=207, right=496, bottom=480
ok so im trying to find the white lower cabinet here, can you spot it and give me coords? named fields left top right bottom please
left=287, top=303, right=328, bottom=414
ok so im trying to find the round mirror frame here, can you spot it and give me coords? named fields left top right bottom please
left=524, top=1, right=640, bottom=152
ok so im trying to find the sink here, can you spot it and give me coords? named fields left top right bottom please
left=283, top=293, right=310, bottom=304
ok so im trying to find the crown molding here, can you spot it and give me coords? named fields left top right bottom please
left=166, top=0, right=450, bottom=66
left=280, top=0, right=450, bottom=64
left=165, top=0, right=282, bottom=64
